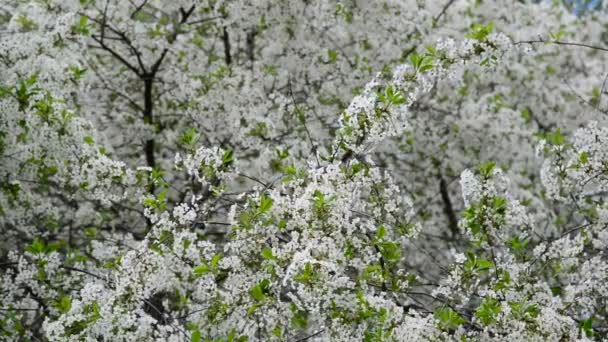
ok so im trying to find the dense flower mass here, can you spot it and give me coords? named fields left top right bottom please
left=1, top=0, right=608, bottom=340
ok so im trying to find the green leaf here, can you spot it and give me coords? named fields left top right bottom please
left=546, top=128, right=565, bottom=146
left=383, top=85, right=406, bottom=105
left=227, top=328, right=237, bottom=342
left=475, top=297, right=501, bottom=325
left=290, top=303, right=308, bottom=328
left=69, top=66, right=87, bottom=80
left=492, top=197, right=507, bottom=217
left=261, top=248, right=276, bottom=260
left=361, top=265, right=383, bottom=281
left=520, top=107, right=532, bottom=123
left=247, top=304, right=260, bottom=316
left=580, top=317, right=594, bottom=337
left=179, top=128, right=200, bottom=148
left=264, top=65, right=278, bottom=76
left=249, top=279, right=270, bottom=302
left=508, top=299, right=539, bottom=321
left=272, top=326, right=282, bottom=338
left=409, top=52, right=434, bottom=73
left=53, top=296, right=72, bottom=314
left=249, top=122, right=268, bottom=138
left=508, top=236, right=530, bottom=256
left=327, top=49, right=338, bottom=62
left=476, top=258, right=495, bottom=271
left=478, top=161, right=496, bottom=179
left=65, top=301, right=101, bottom=335
left=250, top=284, right=265, bottom=301
left=590, top=87, right=601, bottom=107
left=493, top=269, right=511, bottom=291
left=467, top=22, right=494, bottom=41
left=211, top=253, right=222, bottom=269
left=191, top=329, right=201, bottom=342
left=25, top=238, right=46, bottom=254
left=73, top=16, right=90, bottom=35
left=193, top=264, right=210, bottom=276
left=16, top=15, right=38, bottom=31
left=84, top=227, right=97, bottom=239
left=83, top=136, right=94, bottom=145
left=377, top=241, right=401, bottom=263
left=376, top=225, right=386, bottom=240
left=549, top=28, right=566, bottom=41
left=259, top=194, right=273, bottom=214
left=222, top=149, right=234, bottom=167
left=294, top=106, right=306, bottom=124
left=579, top=151, right=589, bottom=164
left=434, top=306, right=466, bottom=331
left=294, top=262, right=319, bottom=285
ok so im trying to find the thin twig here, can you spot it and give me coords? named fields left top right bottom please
left=515, top=39, right=608, bottom=53
left=293, top=328, right=325, bottom=342
left=434, top=0, right=456, bottom=24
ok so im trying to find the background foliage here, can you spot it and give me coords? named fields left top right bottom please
left=1, top=0, right=608, bottom=340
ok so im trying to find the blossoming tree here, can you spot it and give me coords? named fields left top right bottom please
left=1, top=0, right=608, bottom=340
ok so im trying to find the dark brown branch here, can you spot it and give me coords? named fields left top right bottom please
left=92, top=1, right=143, bottom=76
left=143, top=77, right=156, bottom=169
left=91, top=36, right=142, bottom=76
left=439, top=176, right=459, bottom=236
left=222, top=27, right=232, bottom=65
left=85, top=14, right=148, bottom=73
left=130, top=0, right=149, bottom=19
left=246, top=28, right=256, bottom=63
left=141, top=5, right=196, bottom=170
